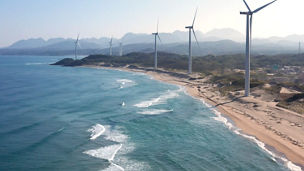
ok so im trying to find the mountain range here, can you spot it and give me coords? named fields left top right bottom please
left=0, top=28, right=303, bottom=56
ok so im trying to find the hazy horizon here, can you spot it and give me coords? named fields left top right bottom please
left=1, top=0, right=304, bottom=47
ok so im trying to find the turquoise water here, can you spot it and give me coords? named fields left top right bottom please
left=0, top=55, right=292, bottom=170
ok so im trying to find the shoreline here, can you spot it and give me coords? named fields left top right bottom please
left=83, top=64, right=304, bottom=170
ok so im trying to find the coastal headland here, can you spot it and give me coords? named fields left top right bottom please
left=53, top=53, right=304, bottom=169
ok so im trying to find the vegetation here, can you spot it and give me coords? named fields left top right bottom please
left=277, top=93, right=304, bottom=114
left=53, top=52, right=304, bottom=113
left=53, top=52, right=304, bottom=71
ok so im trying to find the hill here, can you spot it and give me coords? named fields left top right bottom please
left=1, top=28, right=303, bottom=56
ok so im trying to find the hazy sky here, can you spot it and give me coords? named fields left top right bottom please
left=0, top=0, right=303, bottom=47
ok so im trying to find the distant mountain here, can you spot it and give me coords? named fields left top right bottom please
left=0, top=28, right=303, bottom=56
left=9, top=38, right=66, bottom=49
left=0, top=39, right=298, bottom=57
left=7, top=37, right=120, bottom=50
left=9, top=38, right=46, bottom=49
left=203, top=28, right=244, bottom=42
left=4, top=28, right=243, bottom=50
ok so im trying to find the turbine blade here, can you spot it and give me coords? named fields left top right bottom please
left=157, top=18, right=159, bottom=33
left=78, top=41, right=82, bottom=49
left=75, top=34, right=80, bottom=43
left=192, top=7, right=198, bottom=27
left=242, top=0, right=251, bottom=12
left=157, top=34, right=162, bottom=44
left=192, top=29, right=200, bottom=48
left=253, top=0, right=277, bottom=13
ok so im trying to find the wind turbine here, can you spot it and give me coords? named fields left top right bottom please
left=152, top=19, right=161, bottom=70
left=109, top=37, right=113, bottom=56
left=240, top=0, right=277, bottom=97
left=299, top=41, right=301, bottom=55
left=74, top=34, right=80, bottom=60
left=119, top=42, right=123, bottom=56
left=185, top=8, right=200, bottom=74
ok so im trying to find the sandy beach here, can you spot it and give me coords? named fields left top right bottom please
left=84, top=64, right=304, bottom=170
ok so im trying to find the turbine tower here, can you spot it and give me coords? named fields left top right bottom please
left=74, top=34, right=80, bottom=60
left=185, top=8, right=200, bottom=74
left=109, top=37, right=113, bottom=56
left=299, top=41, right=301, bottom=55
left=152, top=19, right=162, bottom=70
left=240, top=0, right=277, bottom=97
left=119, top=42, right=123, bottom=56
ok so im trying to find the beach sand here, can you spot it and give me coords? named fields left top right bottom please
left=84, top=64, right=304, bottom=169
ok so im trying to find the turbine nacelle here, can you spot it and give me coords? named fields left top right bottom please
left=185, top=26, right=193, bottom=29
left=240, top=12, right=252, bottom=15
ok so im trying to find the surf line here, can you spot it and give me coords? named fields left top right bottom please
left=108, top=144, right=124, bottom=171
left=88, top=124, right=105, bottom=140
left=201, top=98, right=302, bottom=171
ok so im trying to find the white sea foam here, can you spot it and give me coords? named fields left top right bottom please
left=104, top=128, right=128, bottom=143
left=103, top=162, right=125, bottom=171
left=25, top=62, right=50, bottom=65
left=85, top=126, right=132, bottom=171
left=202, top=98, right=303, bottom=171
left=88, top=124, right=105, bottom=140
left=84, top=144, right=122, bottom=161
left=200, top=98, right=213, bottom=108
left=109, top=141, right=149, bottom=171
left=211, top=109, right=234, bottom=130
left=101, top=142, right=148, bottom=171
left=116, top=79, right=136, bottom=89
left=85, top=125, right=149, bottom=171
left=117, top=79, right=133, bottom=84
left=138, top=109, right=173, bottom=115
left=283, top=159, right=303, bottom=171
left=112, top=156, right=148, bottom=171
left=131, top=72, right=146, bottom=76
left=134, top=88, right=181, bottom=108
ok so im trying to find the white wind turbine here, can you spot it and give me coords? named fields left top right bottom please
left=299, top=41, right=301, bottom=55
left=74, top=34, right=80, bottom=60
left=152, top=19, right=162, bottom=70
left=109, top=37, right=113, bottom=56
left=185, top=8, right=200, bottom=74
left=119, top=42, right=123, bottom=56
left=240, top=0, right=277, bottom=97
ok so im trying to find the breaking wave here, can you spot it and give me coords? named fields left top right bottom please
left=84, top=125, right=147, bottom=171
left=25, top=62, right=51, bottom=65
left=104, top=127, right=128, bottom=143
left=83, top=144, right=122, bottom=161
left=138, top=109, right=173, bottom=115
left=103, top=163, right=125, bottom=171
left=87, top=124, right=105, bottom=140
left=134, top=88, right=182, bottom=108
left=116, top=79, right=136, bottom=89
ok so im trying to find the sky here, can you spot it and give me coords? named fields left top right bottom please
left=0, top=0, right=303, bottom=47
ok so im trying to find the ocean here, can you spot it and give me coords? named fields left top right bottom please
left=0, top=55, right=295, bottom=170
